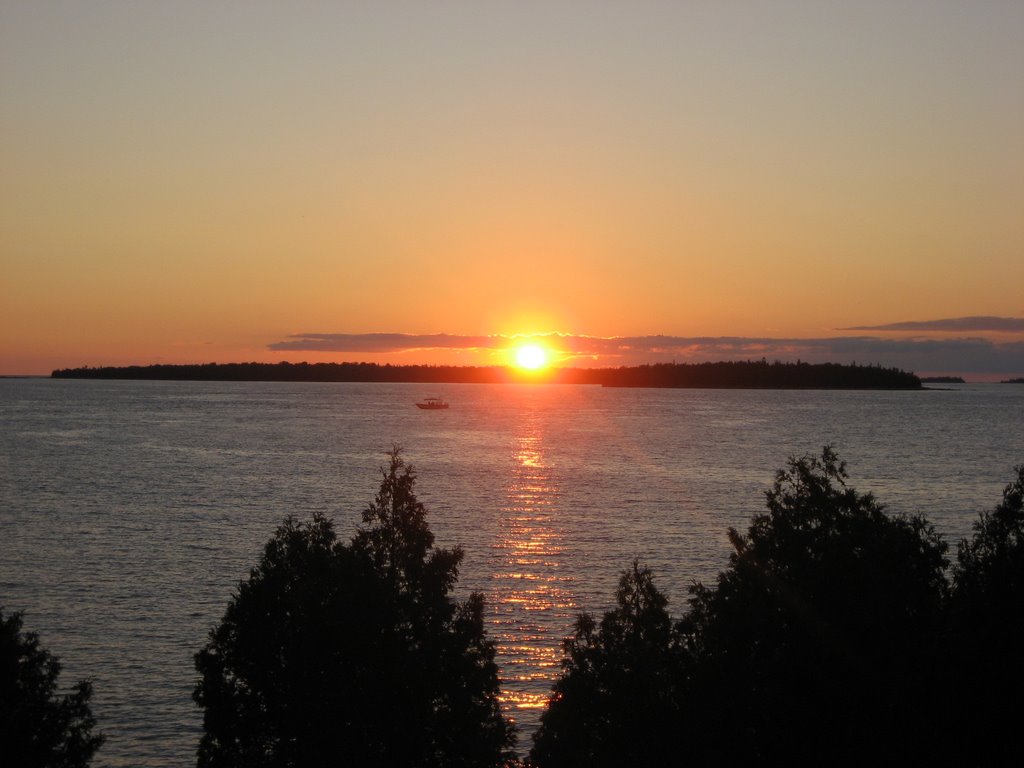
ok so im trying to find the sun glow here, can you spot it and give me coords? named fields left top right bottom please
left=514, top=344, right=549, bottom=370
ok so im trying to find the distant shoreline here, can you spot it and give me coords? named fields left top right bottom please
left=50, top=360, right=923, bottom=390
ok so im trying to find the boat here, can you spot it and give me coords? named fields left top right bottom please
left=415, top=397, right=449, bottom=410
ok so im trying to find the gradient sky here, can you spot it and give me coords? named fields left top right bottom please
left=2, top=1, right=1022, bottom=377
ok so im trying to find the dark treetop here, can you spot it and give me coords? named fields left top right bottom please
left=1, top=610, right=104, bottom=768
left=193, top=448, right=515, bottom=768
left=528, top=451, right=1024, bottom=767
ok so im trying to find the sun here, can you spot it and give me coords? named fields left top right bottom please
left=514, top=343, right=549, bottom=370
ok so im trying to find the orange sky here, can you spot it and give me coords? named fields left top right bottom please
left=2, top=2, right=1022, bottom=377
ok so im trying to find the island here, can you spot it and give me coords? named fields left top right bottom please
left=596, top=361, right=921, bottom=389
left=920, top=376, right=965, bottom=384
left=1002, top=377, right=1024, bottom=384
left=52, top=360, right=922, bottom=389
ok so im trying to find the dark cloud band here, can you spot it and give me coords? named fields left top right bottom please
left=268, top=333, right=499, bottom=353
left=840, top=316, right=1024, bottom=333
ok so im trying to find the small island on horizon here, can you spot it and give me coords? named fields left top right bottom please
left=51, top=359, right=923, bottom=390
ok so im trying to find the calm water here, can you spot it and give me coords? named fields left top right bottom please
left=2, top=379, right=1022, bottom=765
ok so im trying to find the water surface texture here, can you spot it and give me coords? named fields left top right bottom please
left=2, top=379, right=1022, bottom=765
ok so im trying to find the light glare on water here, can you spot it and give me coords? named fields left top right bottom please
left=492, top=429, right=573, bottom=723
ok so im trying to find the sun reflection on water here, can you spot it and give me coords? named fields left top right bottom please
left=489, top=428, right=576, bottom=735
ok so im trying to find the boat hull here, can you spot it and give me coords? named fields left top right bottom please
left=416, top=398, right=449, bottom=409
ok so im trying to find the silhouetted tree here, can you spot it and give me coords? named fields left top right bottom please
left=680, top=447, right=949, bottom=762
left=532, top=448, right=955, bottom=765
left=194, top=448, right=514, bottom=767
left=0, top=609, right=103, bottom=768
left=528, top=561, right=687, bottom=768
left=953, top=466, right=1024, bottom=617
left=946, top=465, right=1024, bottom=764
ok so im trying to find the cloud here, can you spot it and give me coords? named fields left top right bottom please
left=268, top=333, right=500, bottom=353
left=839, top=316, right=1024, bottom=332
left=268, top=332, right=1024, bottom=375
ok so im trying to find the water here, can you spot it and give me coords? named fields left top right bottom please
left=1, top=378, right=1022, bottom=765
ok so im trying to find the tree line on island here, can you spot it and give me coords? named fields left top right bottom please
left=4, top=447, right=1022, bottom=766
left=51, top=359, right=923, bottom=389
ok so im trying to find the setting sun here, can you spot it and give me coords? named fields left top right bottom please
left=514, top=344, right=549, bottom=370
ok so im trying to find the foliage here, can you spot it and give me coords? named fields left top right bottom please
left=528, top=561, right=686, bottom=768
left=531, top=447, right=960, bottom=765
left=0, top=609, right=103, bottom=768
left=194, top=448, right=514, bottom=767
left=953, top=465, right=1024, bottom=612
left=946, top=466, right=1024, bottom=764
left=680, top=447, right=949, bottom=761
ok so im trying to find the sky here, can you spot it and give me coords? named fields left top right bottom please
left=2, top=1, right=1022, bottom=378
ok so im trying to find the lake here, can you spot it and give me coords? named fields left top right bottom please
left=1, top=378, right=1022, bottom=765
